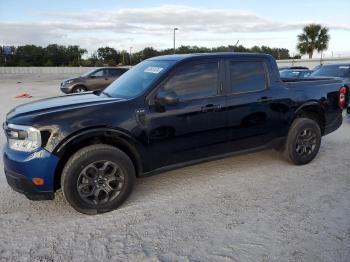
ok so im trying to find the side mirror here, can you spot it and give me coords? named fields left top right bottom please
left=155, top=90, right=179, bottom=106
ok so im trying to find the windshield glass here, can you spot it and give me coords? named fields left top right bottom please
left=81, top=69, right=98, bottom=77
left=280, top=70, right=301, bottom=78
left=103, top=60, right=176, bottom=98
left=311, top=65, right=350, bottom=78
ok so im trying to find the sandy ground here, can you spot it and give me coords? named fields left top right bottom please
left=0, top=74, right=349, bottom=262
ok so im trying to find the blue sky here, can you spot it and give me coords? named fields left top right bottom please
left=1, top=0, right=349, bottom=57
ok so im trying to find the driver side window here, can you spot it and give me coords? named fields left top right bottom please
left=90, top=69, right=105, bottom=77
left=162, top=62, right=219, bottom=101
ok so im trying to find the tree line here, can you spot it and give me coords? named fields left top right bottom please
left=0, top=24, right=330, bottom=66
left=0, top=44, right=294, bottom=67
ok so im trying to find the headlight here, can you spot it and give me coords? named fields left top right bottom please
left=67, top=80, right=74, bottom=85
left=4, top=124, right=41, bottom=152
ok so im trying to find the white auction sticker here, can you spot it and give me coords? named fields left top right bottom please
left=144, top=67, right=164, bottom=74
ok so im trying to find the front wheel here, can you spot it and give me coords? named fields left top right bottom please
left=72, top=85, right=87, bottom=93
left=61, top=144, right=135, bottom=214
left=284, top=118, right=321, bottom=165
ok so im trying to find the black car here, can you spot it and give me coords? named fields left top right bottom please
left=3, top=53, right=348, bottom=214
left=279, top=69, right=313, bottom=78
left=278, top=66, right=309, bottom=70
left=311, top=63, right=350, bottom=86
left=311, top=63, right=350, bottom=114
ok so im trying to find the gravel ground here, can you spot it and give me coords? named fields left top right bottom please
left=0, top=74, right=349, bottom=262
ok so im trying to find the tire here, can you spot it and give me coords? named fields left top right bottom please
left=283, top=118, right=321, bottom=165
left=61, top=144, right=135, bottom=215
left=72, top=85, right=87, bottom=93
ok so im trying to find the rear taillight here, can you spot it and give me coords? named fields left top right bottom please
left=339, top=86, right=347, bottom=109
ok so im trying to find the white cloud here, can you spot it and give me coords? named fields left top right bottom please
left=1, top=5, right=350, bottom=53
left=33, top=5, right=350, bottom=33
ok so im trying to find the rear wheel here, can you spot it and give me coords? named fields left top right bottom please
left=72, top=85, right=87, bottom=93
left=284, top=118, right=321, bottom=165
left=61, top=144, right=135, bottom=214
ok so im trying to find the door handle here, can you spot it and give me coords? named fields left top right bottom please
left=258, top=96, right=273, bottom=103
left=201, top=104, right=222, bottom=112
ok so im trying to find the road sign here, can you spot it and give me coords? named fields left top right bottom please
left=3, top=46, right=13, bottom=56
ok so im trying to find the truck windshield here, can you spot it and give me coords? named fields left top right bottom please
left=102, top=60, right=176, bottom=98
left=311, top=65, right=350, bottom=78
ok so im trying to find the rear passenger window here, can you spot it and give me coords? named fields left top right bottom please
left=109, top=69, right=123, bottom=77
left=230, top=61, right=267, bottom=93
left=163, top=62, right=218, bottom=101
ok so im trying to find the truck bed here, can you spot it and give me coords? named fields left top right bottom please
left=281, top=77, right=344, bottom=89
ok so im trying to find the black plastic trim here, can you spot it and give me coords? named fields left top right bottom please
left=4, top=169, right=54, bottom=201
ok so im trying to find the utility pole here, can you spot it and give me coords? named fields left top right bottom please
left=173, top=28, right=178, bottom=54
left=129, top=47, right=133, bottom=65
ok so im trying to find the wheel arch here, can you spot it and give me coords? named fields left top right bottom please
left=53, top=128, right=145, bottom=191
left=292, top=102, right=326, bottom=135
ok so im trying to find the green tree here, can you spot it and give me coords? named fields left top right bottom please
left=66, top=45, right=87, bottom=66
left=141, top=47, right=160, bottom=60
left=297, top=24, right=330, bottom=59
left=44, top=44, right=68, bottom=66
left=97, top=47, right=120, bottom=66
left=15, top=45, right=45, bottom=66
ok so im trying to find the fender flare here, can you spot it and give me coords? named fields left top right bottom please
left=53, top=127, right=146, bottom=174
left=292, top=101, right=326, bottom=133
left=294, top=101, right=324, bottom=116
left=54, top=127, right=142, bottom=153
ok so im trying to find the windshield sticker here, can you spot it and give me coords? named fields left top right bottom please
left=144, top=67, right=164, bottom=74
left=339, top=66, right=349, bottom=69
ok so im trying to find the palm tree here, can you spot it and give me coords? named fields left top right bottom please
left=297, top=24, right=330, bottom=59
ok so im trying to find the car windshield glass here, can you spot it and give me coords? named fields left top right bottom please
left=81, top=69, right=98, bottom=77
left=311, top=65, right=350, bottom=78
left=280, top=70, right=301, bottom=78
left=103, top=60, right=176, bottom=98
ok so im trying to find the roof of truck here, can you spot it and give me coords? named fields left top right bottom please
left=148, top=52, right=273, bottom=62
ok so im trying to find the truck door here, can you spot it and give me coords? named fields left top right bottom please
left=224, top=59, right=283, bottom=151
left=145, top=60, right=227, bottom=169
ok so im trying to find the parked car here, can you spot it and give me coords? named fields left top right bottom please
left=311, top=63, right=350, bottom=86
left=3, top=53, right=348, bottom=214
left=278, top=66, right=309, bottom=70
left=311, top=63, right=350, bottom=114
left=60, top=67, right=130, bottom=94
left=279, top=69, right=313, bottom=78
left=313, top=64, right=323, bottom=71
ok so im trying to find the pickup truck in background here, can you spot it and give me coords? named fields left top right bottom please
left=3, top=53, right=348, bottom=214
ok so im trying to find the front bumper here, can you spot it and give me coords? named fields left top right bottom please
left=3, top=146, right=59, bottom=200
left=60, top=85, right=71, bottom=94
left=5, top=169, right=54, bottom=200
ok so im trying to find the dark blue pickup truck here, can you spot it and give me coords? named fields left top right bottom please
left=3, top=53, right=348, bottom=214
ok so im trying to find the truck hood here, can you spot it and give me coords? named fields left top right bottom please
left=6, top=92, right=123, bottom=121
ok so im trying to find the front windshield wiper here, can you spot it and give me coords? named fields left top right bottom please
left=101, top=91, right=111, bottom=97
